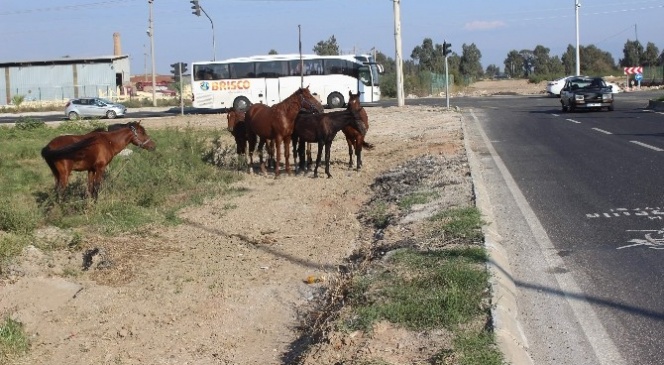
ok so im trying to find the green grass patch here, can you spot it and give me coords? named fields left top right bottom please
left=0, top=123, right=243, bottom=267
left=346, top=247, right=489, bottom=332
left=0, top=316, right=29, bottom=363
left=429, top=206, right=484, bottom=243
left=398, top=191, right=439, bottom=211
left=366, top=200, right=391, bottom=229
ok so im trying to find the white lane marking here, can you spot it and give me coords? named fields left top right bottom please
left=566, top=118, right=581, bottom=124
left=552, top=113, right=560, bottom=117
left=470, top=110, right=626, bottom=365
left=592, top=128, right=613, bottom=135
left=630, top=141, right=664, bottom=152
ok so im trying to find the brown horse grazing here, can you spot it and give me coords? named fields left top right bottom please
left=292, top=109, right=366, bottom=178
left=244, top=86, right=324, bottom=177
left=41, top=121, right=156, bottom=199
left=342, top=91, right=374, bottom=169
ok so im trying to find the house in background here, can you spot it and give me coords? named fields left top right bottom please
left=0, top=33, right=130, bottom=106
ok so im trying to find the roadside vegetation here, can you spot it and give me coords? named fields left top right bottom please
left=299, top=175, right=502, bottom=363
left=0, top=118, right=239, bottom=267
left=0, top=316, right=29, bottom=365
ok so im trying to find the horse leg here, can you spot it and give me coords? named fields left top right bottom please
left=306, top=143, right=313, bottom=171
left=324, top=141, right=333, bottom=178
left=346, top=137, right=354, bottom=169
left=355, top=137, right=363, bottom=170
left=54, top=163, right=70, bottom=201
left=246, top=134, right=257, bottom=174
left=273, top=137, right=283, bottom=178
left=284, top=136, right=292, bottom=176
left=314, top=141, right=324, bottom=178
left=297, top=138, right=306, bottom=173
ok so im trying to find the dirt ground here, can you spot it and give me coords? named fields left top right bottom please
left=0, top=79, right=539, bottom=365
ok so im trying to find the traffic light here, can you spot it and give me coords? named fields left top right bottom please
left=170, top=63, right=180, bottom=81
left=443, top=41, right=452, bottom=57
left=190, top=0, right=201, bottom=16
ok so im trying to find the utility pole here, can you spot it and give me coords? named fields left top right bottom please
left=393, top=0, right=404, bottom=107
left=575, top=0, right=581, bottom=76
left=148, top=0, right=156, bottom=106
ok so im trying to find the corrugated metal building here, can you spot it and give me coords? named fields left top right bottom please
left=0, top=55, right=130, bottom=106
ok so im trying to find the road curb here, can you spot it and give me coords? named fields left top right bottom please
left=461, top=112, right=534, bottom=365
left=647, top=99, right=664, bottom=111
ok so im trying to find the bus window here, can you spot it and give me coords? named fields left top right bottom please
left=303, top=59, right=323, bottom=75
left=289, top=60, right=303, bottom=76
left=211, top=64, right=229, bottom=79
left=324, top=59, right=347, bottom=75
left=257, top=61, right=288, bottom=78
left=230, top=63, right=256, bottom=79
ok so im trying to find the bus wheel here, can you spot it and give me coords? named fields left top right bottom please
left=233, top=96, right=251, bottom=111
left=327, top=92, right=344, bottom=109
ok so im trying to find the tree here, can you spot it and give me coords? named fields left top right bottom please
left=561, top=45, right=576, bottom=75
left=519, top=49, right=535, bottom=77
left=268, top=49, right=278, bottom=55
left=485, top=64, right=500, bottom=78
left=580, top=45, right=616, bottom=74
left=313, top=35, right=340, bottom=55
left=620, top=40, right=643, bottom=67
left=504, top=50, right=523, bottom=78
left=547, top=56, right=565, bottom=76
left=641, top=42, right=659, bottom=66
left=375, top=50, right=395, bottom=74
left=410, top=38, right=444, bottom=73
left=532, top=45, right=552, bottom=76
left=459, top=43, right=483, bottom=80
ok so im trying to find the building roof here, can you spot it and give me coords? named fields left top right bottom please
left=0, top=55, right=129, bottom=68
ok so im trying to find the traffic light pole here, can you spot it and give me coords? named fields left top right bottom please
left=179, top=63, right=184, bottom=115
left=445, top=55, right=450, bottom=110
left=200, top=7, right=216, bottom=61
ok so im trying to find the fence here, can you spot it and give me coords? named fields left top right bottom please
left=4, top=84, right=121, bottom=105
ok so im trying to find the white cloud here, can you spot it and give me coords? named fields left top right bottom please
left=464, top=20, right=507, bottom=31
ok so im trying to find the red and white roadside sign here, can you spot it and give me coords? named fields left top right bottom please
left=624, top=66, right=643, bottom=75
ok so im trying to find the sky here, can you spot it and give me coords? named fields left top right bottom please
left=1, top=0, right=662, bottom=76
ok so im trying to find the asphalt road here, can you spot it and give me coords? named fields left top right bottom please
left=463, top=92, right=664, bottom=365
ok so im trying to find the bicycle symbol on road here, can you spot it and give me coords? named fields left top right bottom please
left=618, top=228, right=664, bottom=250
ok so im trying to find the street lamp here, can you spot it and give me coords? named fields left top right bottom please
left=191, top=0, right=216, bottom=61
left=148, top=0, right=156, bottom=106
left=575, top=0, right=581, bottom=76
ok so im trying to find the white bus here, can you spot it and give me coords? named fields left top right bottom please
left=190, top=53, right=383, bottom=110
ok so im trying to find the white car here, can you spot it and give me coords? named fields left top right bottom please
left=546, top=76, right=576, bottom=96
left=605, top=81, right=623, bottom=93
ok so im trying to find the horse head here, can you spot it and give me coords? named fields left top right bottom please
left=226, top=108, right=244, bottom=134
left=128, top=121, right=156, bottom=151
left=298, top=86, right=324, bottom=113
left=347, top=91, right=362, bottom=111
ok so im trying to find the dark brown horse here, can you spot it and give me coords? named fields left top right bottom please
left=342, top=91, right=374, bottom=169
left=244, top=87, right=324, bottom=177
left=227, top=107, right=275, bottom=169
left=41, top=121, right=156, bottom=199
left=292, top=109, right=366, bottom=178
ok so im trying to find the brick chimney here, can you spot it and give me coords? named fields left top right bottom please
left=113, top=32, right=122, bottom=55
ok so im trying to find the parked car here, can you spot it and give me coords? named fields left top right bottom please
left=64, top=97, right=127, bottom=120
left=605, top=81, right=623, bottom=93
left=560, top=76, right=614, bottom=112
